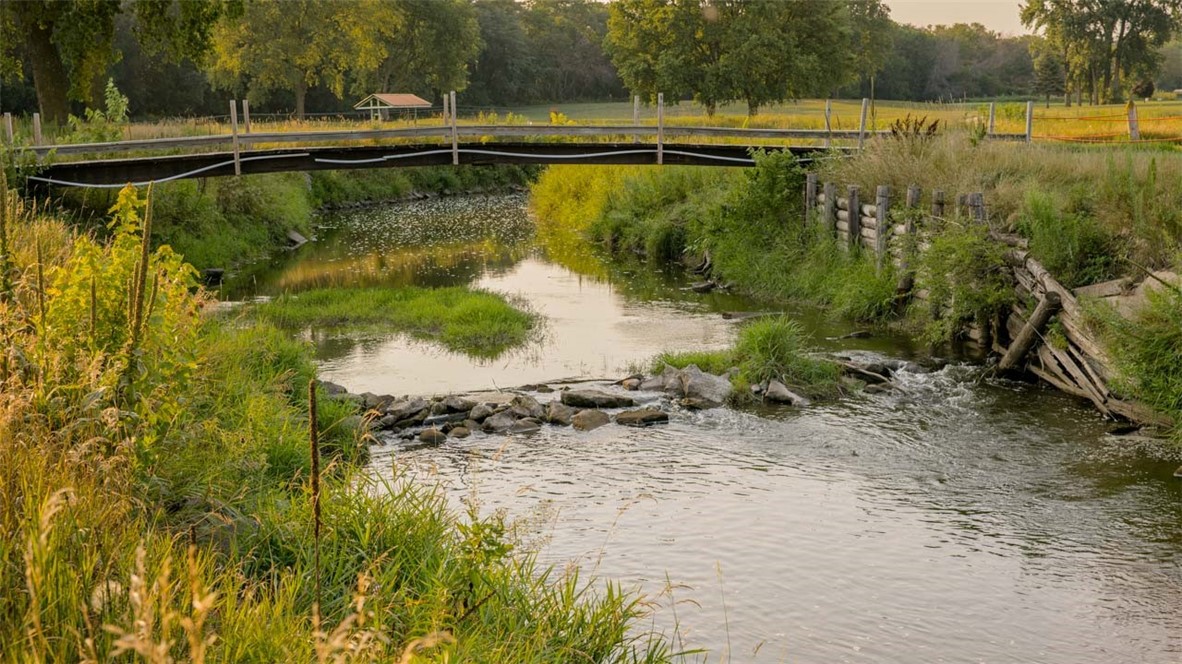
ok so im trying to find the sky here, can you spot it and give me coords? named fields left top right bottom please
left=884, top=0, right=1031, bottom=37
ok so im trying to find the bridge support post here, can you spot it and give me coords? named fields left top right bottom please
left=857, top=98, right=868, bottom=150
left=450, top=91, right=459, bottom=165
left=229, top=100, right=241, bottom=176
left=875, top=185, right=890, bottom=273
left=804, top=173, right=817, bottom=225
left=243, top=99, right=252, bottom=134
left=822, top=182, right=836, bottom=234
left=847, top=185, right=860, bottom=251
left=32, top=113, right=42, bottom=146
left=823, top=100, right=832, bottom=148
left=442, top=94, right=449, bottom=125
left=1025, top=101, right=1034, bottom=143
left=657, top=92, right=664, bottom=165
left=632, top=95, right=640, bottom=143
left=3, top=113, right=11, bottom=144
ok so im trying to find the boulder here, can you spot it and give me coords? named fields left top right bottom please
left=675, top=365, right=733, bottom=407
left=481, top=410, right=519, bottom=433
left=441, top=395, right=477, bottom=413
left=863, top=382, right=894, bottom=394
left=680, top=396, right=718, bottom=410
left=571, top=409, right=610, bottom=431
left=450, top=426, right=471, bottom=439
left=510, top=394, right=545, bottom=419
left=622, top=378, right=641, bottom=391
left=545, top=401, right=577, bottom=426
left=429, top=401, right=449, bottom=416
left=469, top=403, right=497, bottom=422
left=461, top=419, right=481, bottom=432
left=561, top=389, right=635, bottom=409
left=423, top=412, right=469, bottom=427
left=318, top=380, right=348, bottom=396
left=764, top=380, right=811, bottom=407
left=418, top=428, right=447, bottom=445
left=615, top=407, right=669, bottom=427
left=508, top=420, right=542, bottom=434
left=385, top=398, right=430, bottom=423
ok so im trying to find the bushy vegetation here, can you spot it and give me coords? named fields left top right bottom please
left=655, top=317, right=842, bottom=399
left=1017, top=191, right=1123, bottom=289
left=0, top=182, right=668, bottom=660
left=914, top=221, right=1015, bottom=343
left=531, top=152, right=899, bottom=322
left=252, top=286, right=539, bottom=359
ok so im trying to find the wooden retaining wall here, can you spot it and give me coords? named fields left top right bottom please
left=803, top=175, right=1166, bottom=427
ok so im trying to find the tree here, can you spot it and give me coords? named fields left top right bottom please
left=360, top=0, right=481, bottom=103
left=1033, top=51, right=1066, bottom=106
left=606, top=0, right=851, bottom=116
left=848, top=0, right=892, bottom=103
left=208, top=0, right=394, bottom=119
left=0, top=0, right=230, bottom=124
left=466, top=0, right=535, bottom=105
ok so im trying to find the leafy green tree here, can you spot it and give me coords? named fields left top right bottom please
left=466, top=0, right=535, bottom=105
left=0, top=0, right=230, bottom=124
left=848, top=0, right=892, bottom=102
left=1033, top=51, right=1066, bottom=106
left=360, top=0, right=481, bottom=103
left=208, top=0, right=396, bottom=119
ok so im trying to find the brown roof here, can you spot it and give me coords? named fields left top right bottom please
left=354, top=93, right=432, bottom=109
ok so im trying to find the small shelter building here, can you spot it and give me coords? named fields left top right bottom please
left=354, top=93, right=432, bottom=121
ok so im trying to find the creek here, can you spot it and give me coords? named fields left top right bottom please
left=228, top=194, right=1182, bottom=663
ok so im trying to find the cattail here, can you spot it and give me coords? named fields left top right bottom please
left=308, top=378, right=322, bottom=623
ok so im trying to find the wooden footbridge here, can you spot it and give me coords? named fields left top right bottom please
left=12, top=95, right=902, bottom=189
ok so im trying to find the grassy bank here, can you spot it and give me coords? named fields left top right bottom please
left=252, top=286, right=538, bottom=359
left=0, top=182, right=667, bottom=660
left=55, top=165, right=538, bottom=272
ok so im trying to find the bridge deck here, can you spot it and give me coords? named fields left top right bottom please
left=32, top=142, right=838, bottom=188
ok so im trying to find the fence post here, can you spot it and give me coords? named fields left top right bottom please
left=857, top=98, right=869, bottom=150
left=1127, top=100, right=1140, bottom=141
left=875, top=185, right=890, bottom=272
left=657, top=92, right=665, bottom=166
left=847, top=185, right=861, bottom=250
left=906, top=184, right=921, bottom=209
left=229, top=100, right=241, bottom=176
left=3, top=113, right=11, bottom=144
left=632, top=94, right=640, bottom=143
left=824, top=99, right=832, bottom=148
left=1024, top=100, right=1034, bottom=143
left=805, top=173, right=817, bottom=224
left=932, top=189, right=945, bottom=217
left=970, top=192, right=986, bottom=222
left=822, top=182, right=836, bottom=234
left=450, top=90, right=459, bottom=166
left=987, top=102, right=996, bottom=136
left=32, top=113, right=42, bottom=146
left=243, top=99, right=252, bottom=134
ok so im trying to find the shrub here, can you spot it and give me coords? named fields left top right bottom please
left=916, top=221, right=1015, bottom=343
left=1019, top=191, right=1121, bottom=288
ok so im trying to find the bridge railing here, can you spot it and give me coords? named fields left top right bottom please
left=18, top=124, right=895, bottom=159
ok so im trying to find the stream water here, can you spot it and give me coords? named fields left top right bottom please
left=228, top=195, right=1182, bottom=663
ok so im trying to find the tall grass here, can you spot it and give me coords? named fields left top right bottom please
left=251, top=285, right=539, bottom=359
left=0, top=182, right=669, bottom=661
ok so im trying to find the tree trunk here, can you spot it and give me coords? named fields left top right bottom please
left=747, top=100, right=759, bottom=117
left=704, top=101, right=716, bottom=117
left=22, top=19, right=71, bottom=125
left=294, top=78, right=307, bottom=120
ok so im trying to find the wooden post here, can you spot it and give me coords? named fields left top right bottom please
left=632, top=94, right=640, bottom=143
left=822, top=182, right=836, bottom=233
left=805, top=173, right=817, bottom=224
left=906, top=185, right=921, bottom=209
left=242, top=99, right=252, bottom=134
left=987, top=102, right=996, bottom=136
left=1024, top=100, right=1034, bottom=143
left=823, top=99, right=832, bottom=148
left=3, top=113, right=11, bottom=144
left=450, top=91, right=459, bottom=166
left=956, top=193, right=968, bottom=217
left=875, top=185, right=890, bottom=272
left=997, top=291, right=1062, bottom=372
left=32, top=113, right=42, bottom=145
left=857, top=98, right=869, bottom=150
left=229, top=101, right=241, bottom=176
left=896, top=185, right=920, bottom=295
left=657, top=92, right=665, bottom=165
left=932, top=190, right=945, bottom=217
left=847, top=185, right=861, bottom=250
left=970, top=192, right=986, bottom=223
left=1127, top=100, right=1140, bottom=141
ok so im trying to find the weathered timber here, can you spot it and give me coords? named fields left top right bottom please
left=822, top=182, right=836, bottom=232
left=847, top=185, right=861, bottom=250
left=875, top=185, right=890, bottom=271
left=997, top=291, right=1061, bottom=371
left=932, top=190, right=945, bottom=217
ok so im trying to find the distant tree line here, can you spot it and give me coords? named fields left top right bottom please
left=1, top=0, right=1178, bottom=123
